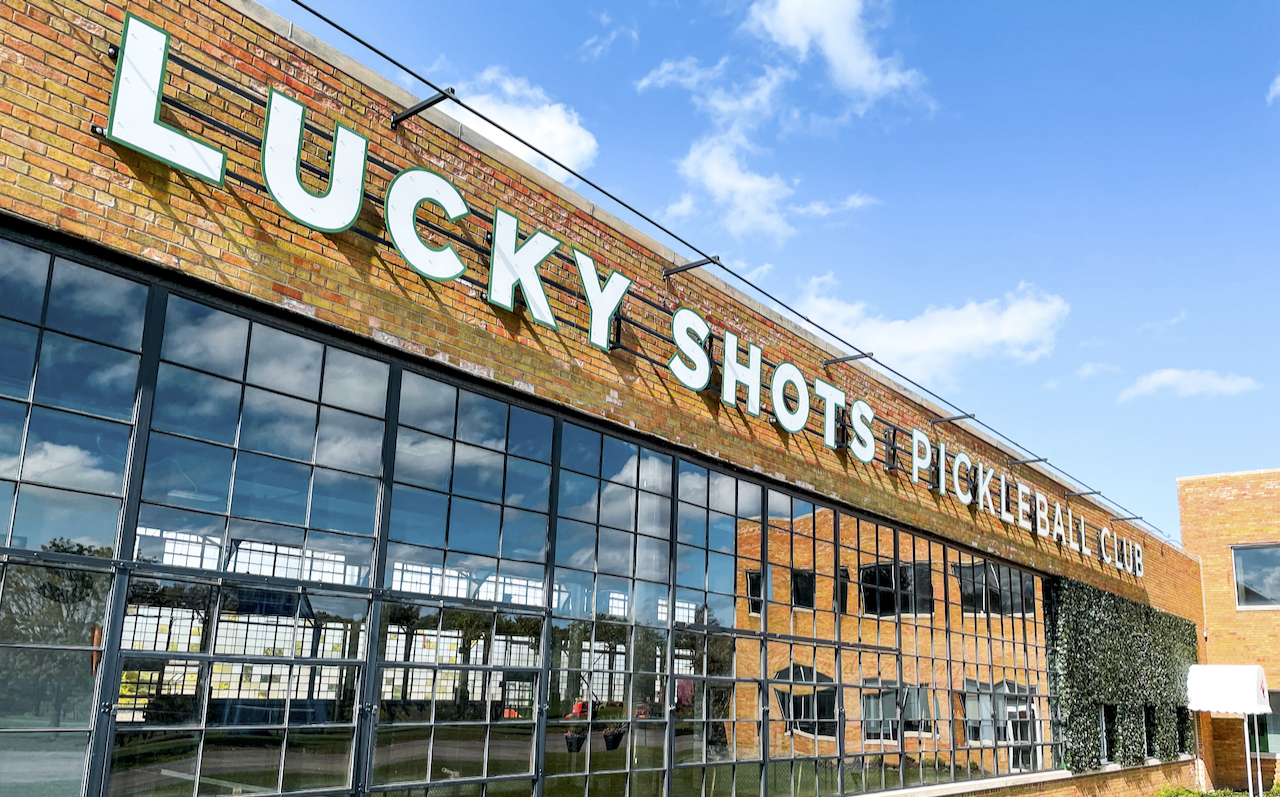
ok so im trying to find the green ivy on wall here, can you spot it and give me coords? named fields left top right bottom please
left=1043, top=577, right=1198, bottom=772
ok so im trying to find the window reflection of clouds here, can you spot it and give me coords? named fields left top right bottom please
left=450, top=443, right=504, bottom=504
left=398, top=372, right=455, bottom=436
left=556, top=472, right=598, bottom=524
left=0, top=318, right=39, bottom=399
left=161, top=296, right=249, bottom=379
left=1235, top=547, right=1280, bottom=605
left=0, top=398, right=25, bottom=479
left=33, top=333, right=139, bottom=420
left=393, top=428, right=451, bottom=492
left=246, top=325, right=323, bottom=401
left=45, top=259, right=147, bottom=350
left=456, top=391, right=507, bottom=452
left=321, top=348, right=387, bottom=417
left=315, top=407, right=382, bottom=476
left=10, top=484, right=119, bottom=553
left=151, top=364, right=241, bottom=444
left=239, top=388, right=317, bottom=461
left=503, top=458, right=550, bottom=513
left=0, top=239, right=50, bottom=323
left=140, top=433, right=233, bottom=513
left=20, top=408, right=129, bottom=494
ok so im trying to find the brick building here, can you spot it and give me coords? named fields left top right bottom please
left=1180, top=468, right=1280, bottom=790
left=0, top=0, right=1211, bottom=795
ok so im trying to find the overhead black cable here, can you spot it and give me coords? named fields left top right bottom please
left=272, top=0, right=1172, bottom=545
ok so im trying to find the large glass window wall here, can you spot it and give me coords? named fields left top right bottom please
left=0, top=233, right=1057, bottom=797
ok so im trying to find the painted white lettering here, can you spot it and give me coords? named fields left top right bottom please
left=574, top=250, right=632, bottom=350
left=1035, top=491, right=1050, bottom=538
left=668, top=308, right=711, bottom=390
left=1134, top=544, right=1144, bottom=578
left=848, top=399, right=877, bottom=464
left=771, top=363, right=810, bottom=434
left=953, top=452, right=973, bottom=505
left=262, top=90, right=367, bottom=232
left=1000, top=474, right=1015, bottom=524
left=813, top=379, right=846, bottom=451
left=911, top=429, right=932, bottom=486
left=488, top=207, right=560, bottom=328
left=721, top=332, right=762, bottom=415
left=978, top=463, right=997, bottom=516
left=1099, top=527, right=1112, bottom=564
left=385, top=168, right=470, bottom=282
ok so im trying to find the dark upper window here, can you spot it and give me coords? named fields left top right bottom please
left=953, top=562, right=1035, bottom=616
left=791, top=570, right=815, bottom=609
left=860, top=562, right=933, bottom=616
left=838, top=567, right=852, bottom=614
left=1233, top=546, right=1280, bottom=607
left=1101, top=704, right=1118, bottom=763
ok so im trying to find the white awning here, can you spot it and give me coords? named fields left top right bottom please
left=1187, top=664, right=1271, bottom=714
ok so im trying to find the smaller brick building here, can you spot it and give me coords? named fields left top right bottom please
left=1180, top=468, right=1280, bottom=790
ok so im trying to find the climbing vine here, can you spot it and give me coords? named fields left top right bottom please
left=1043, top=577, right=1198, bottom=773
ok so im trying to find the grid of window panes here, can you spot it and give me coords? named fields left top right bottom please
left=0, top=234, right=1068, bottom=797
left=136, top=293, right=390, bottom=586
left=110, top=577, right=366, bottom=795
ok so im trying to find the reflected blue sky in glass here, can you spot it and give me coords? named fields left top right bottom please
left=0, top=480, right=13, bottom=536
left=456, top=391, right=506, bottom=452
left=21, top=407, right=129, bottom=494
left=677, top=503, right=707, bottom=548
left=134, top=503, right=226, bottom=567
left=676, top=545, right=704, bottom=589
left=500, top=508, right=546, bottom=564
left=34, top=333, right=138, bottom=420
left=306, top=530, right=372, bottom=587
left=554, top=520, right=594, bottom=572
left=597, top=528, right=633, bottom=578
left=45, top=259, right=147, bottom=351
left=707, top=552, right=735, bottom=596
left=503, top=458, right=550, bottom=513
left=451, top=443, right=503, bottom=504
left=0, top=240, right=49, bottom=324
left=310, top=469, right=378, bottom=536
left=0, top=399, right=25, bottom=480
left=678, top=462, right=708, bottom=506
left=246, top=325, right=322, bottom=400
left=556, top=472, right=597, bottom=524
left=231, top=453, right=310, bottom=526
left=315, top=407, right=382, bottom=476
left=507, top=407, right=551, bottom=464
left=240, top=388, right=316, bottom=462
left=635, top=536, right=668, bottom=583
left=598, top=483, right=635, bottom=532
left=560, top=424, right=600, bottom=478
left=0, top=318, right=38, bottom=400
left=388, top=485, right=447, bottom=548
left=141, top=433, right=233, bottom=513
left=445, top=551, right=496, bottom=601
left=162, top=295, right=249, bottom=379
left=553, top=568, right=592, bottom=619
left=393, top=428, right=451, bottom=492
left=602, top=437, right=637, bottom=487
left=447, top=497, right=499, bottom=556
left=398, top=372, right=454, bottom=436
left=152, top=363, right=240, bottom=445
left=10, top=484, right=119, bottom=555
left=322, top=348, right=387, bottom=417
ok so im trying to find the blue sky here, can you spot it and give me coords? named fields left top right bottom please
left=271, top=0, right=1280, bottom=541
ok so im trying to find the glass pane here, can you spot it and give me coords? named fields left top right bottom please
left=554, top=520, right=595, bottom=571
left=0, top=730, right=87, bottom=797
left=709, top=472, right=735, bottom=514
left=678, top=503, right=708, bottom=547
left=429, top=724, right=485, bottom=779
left=1236, top=546, right=1280, bottom=606
left=452, top=443, right=504, bottom=503
left=141, top=433, right=233, bottom=513
left=708, top=552, right=735, bottom=595
left=393, top=427, right=451, bottom=491
left=507, top=406, right=552, bottom=463
left=122, top=578, right=215, bottom=654
left=677, top=545, right=706, bottom=589
left=151, top=363, right=240, bottom=444
left=0, top=647, right=96, bottom=728
left=456, top=390, right=507, bottom=451
left=33, top=332, right=139, bottom=420
left=448, top=497, right=501, bottom=556
left=0, top=481, right=13, bottom=539
left=0, top=318, right=39, bottom=400
left=371, top=725, right=430, bottom=785
left=557, top=472, right=598, bottom=523
left=504, top=457, right=550, bottom=512
left=498, top=560, right=545, bottom=607
left=0, top=239, right=49, bottom=324
left=0, top=563, right=111, bottom=645
left=215, top=587, right=297, bottom=657
left=597, top=528, right=634, bottom=577
left=398, top=371, right=455, bottom=436
left=230, top=452, right=310, bottom=526
left=10, top=484, right=119, bottom=556
left=487, top=724, right=535, bottom=775
left=309, top=469, right=378, bottom=536
left=315, top=406, right=383, bottom=475
left=282, top=727, right=353, bottom=790
left=598, top=484, right=636, bottom=532
left=116, top=658, right=205, bottom=726
left=388, top=485, right=447, bottom=547
left=304, top=531, right=372, bottom=587
left=197, top=729, right=283, bottom=794
left=501, top=508, right=547, bottom=563
left=0, top=398, right=26, bottom=480
left=560, top=424, right=600, bottom=476
left=22, top=406, right=130, bottom=494
left=321, top=347, right=387, bottom=416
left=162, top=295, right=249, bottom=379
left=226, top=519, right=304, bottom=579
left=239, top=387, right=317, bottom=461
left=737, top=482, right=761, bottom=518
left=602, top=437, right=638, bottom=486
left=45, top=259, right=147, bottom=350
left=246, top=324, right=323, bottom=400
left=637, top=493, right=670, bottom=539
left=445, top=552, right=497, bottom=601
left=678, top=462, right=708, bottom=506
left=635, top=536, right=669, bottom=583
left=385, top=542, right=443, bottom=594
left=108, top=729, right=200, bottom=797
left=639, top=449, right=671, bottom=496
left=298, top=595, right=366, bottom=660
left=206, top=662, right=290, bottom=725
left=289, top=665, right=357, bottom=723
left=708, top=513, right=735, bottom=554
left=553, top=568, right=593, bottom=619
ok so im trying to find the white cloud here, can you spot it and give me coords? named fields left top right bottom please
left=743, top=262, right=775, bottom=282
left=745, top=0, right=926, bottom=110
left=1139, top=310, right=1187, bottom=334
left=678, top=126, right=795, bottom=241
left=796, top=278, right=1070, bottom=386
left=789, top=193, right=879, bottom=216
left=1117, top=369, right=1259, bottom=404
left=636, top=57, right=729, bottom=92
left=1269, top=75, right=1280, bottom=104
left=580, top=15, right=638, bottom=61
left=662, top=193, right=697, bottom=220
left=1075, top=362, right=1119, bottom=379
left=442, top=67, right=598, bottom=183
